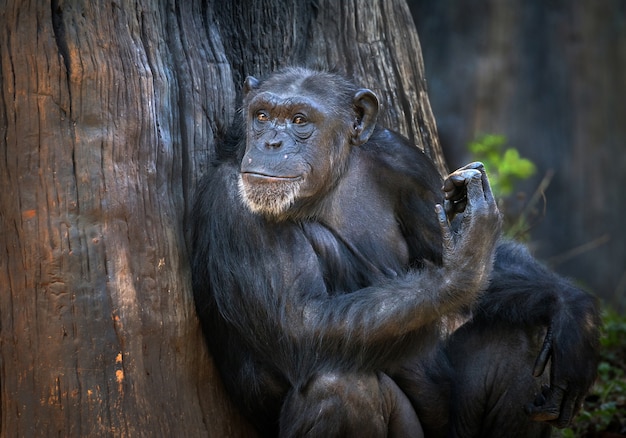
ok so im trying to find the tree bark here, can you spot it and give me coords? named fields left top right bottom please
left=0, top=0, right=444, bottom=435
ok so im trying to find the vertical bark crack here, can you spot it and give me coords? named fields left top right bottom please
left=51, top=0, right=72, bottom=101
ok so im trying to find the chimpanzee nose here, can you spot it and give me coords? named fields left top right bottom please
left=265, top=139, right=283, bottom=149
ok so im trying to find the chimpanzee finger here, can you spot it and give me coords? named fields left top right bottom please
left=450, top=161, right=484, bottom=173
left=475, top=163, right=496, bottom=204
left=532, top=326, right=553, bottom=377
left=442, top=175, right=458, bottom=193
left=550, top=391, right=581, bottom=429
left=445, top=163, right=495, bottom=204
left=525, top=404, right=560, bottom=423
left=443, top=167, right=477, bottom=192
left=445, top=190, right=466, bottom=205
left=443, top=173, right=467, bottom=189
left=436, top=204, right=454, bottom=254
left=444, top=170, right=481, bottom=201
left=444, top=198, right=467, bottom=217
left=442, top=175, right=466, bottom=201
left=443, top=162, right=482, bottom=189
left=525, top=385, right=564, bottom=423
left=464, top=170, right=485, bottom=207
left=458, top=161, right=485, bottom=174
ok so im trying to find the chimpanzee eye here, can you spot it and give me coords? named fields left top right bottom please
left=292, top=114, right=307, bottom=125
left=256, top=111, right=269, bottom=122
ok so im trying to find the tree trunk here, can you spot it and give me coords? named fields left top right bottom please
left=0, top=0, right=444, bottom=435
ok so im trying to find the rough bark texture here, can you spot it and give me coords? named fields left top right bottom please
left=0, top=0, right=442, bottom=435
left=410, top=0, right=626, bottom=310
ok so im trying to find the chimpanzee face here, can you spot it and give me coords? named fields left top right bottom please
left=238, top=80, right=353, bottom=219
left=237, top=70, right=378, bottom=220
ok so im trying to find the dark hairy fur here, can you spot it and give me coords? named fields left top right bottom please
left=191, top=68, right=600, bottom=437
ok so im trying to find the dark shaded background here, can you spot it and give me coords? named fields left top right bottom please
left=409, top=0, right=626, bottom=311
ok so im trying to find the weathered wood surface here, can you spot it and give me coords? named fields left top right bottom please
left=0, top=0, right=443, bottom=435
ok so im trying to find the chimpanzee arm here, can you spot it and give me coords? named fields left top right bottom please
left=474, top=241, right=599, bottom=328
left=298, top=166, right=500, bottom=370
left=441, top=162, right=600, bottom=427
left=192, top=162, right=501, bottom=377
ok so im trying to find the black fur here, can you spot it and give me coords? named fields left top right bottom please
left=191, top=68, right=600, bottom=437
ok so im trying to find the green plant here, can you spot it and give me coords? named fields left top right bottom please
left=468, top=134, right=536, bottom=197
left=467, top=133, right=542, bottom=240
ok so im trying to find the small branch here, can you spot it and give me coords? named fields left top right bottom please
left=548, top=234, right=610, bottom=267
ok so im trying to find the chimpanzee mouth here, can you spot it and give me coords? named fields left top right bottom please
left=238, top=173, right=303, bottom=217
left=241, top=172, right=302, bottom=183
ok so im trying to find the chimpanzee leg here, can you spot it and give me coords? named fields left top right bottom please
left=279, top=371, right=423, bottom=438
left=380, top=372, right=425, bottom=437
left=445, top=321, right=553, bottom=438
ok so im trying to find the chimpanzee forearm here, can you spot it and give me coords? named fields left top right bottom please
left=295, top=265, right=488, bottom=367
left=198, top=163, right=501, bottom=371
left=209, top=229, right=495, bottom=372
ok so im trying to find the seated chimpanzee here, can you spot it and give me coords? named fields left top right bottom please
left=190, top=67, right=600, bottom=437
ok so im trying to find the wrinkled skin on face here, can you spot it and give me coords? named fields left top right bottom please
left=238, top=69, right=378, bottom=220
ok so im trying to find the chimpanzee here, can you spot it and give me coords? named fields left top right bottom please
left=190, top=67, right=599, bottom=437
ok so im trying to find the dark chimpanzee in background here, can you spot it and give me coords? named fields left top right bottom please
left=190, top=67, right=600, bottom=437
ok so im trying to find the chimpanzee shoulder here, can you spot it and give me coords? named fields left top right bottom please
left=362, top=127, right=443, bottom=192
left=360, top=127, right=444, bottom=265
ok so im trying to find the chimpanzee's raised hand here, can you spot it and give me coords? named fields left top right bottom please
left=442, top=162, right=491, bottom=222
left=436, top=162, right=502, bottom=297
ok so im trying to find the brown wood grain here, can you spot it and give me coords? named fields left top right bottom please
left=0, top=0, right=443, bottom=435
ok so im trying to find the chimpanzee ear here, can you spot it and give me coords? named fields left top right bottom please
left=243, top=76, right=260, bottom=96
left=352, top=89, right=379, bottom=145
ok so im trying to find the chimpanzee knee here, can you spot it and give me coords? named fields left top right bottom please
left=279, top=371, right=422, bottom=438
left=279, top=372, right=386, bottom=437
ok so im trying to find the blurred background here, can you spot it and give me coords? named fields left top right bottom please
left=408, top=0, right=626, bottom=313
